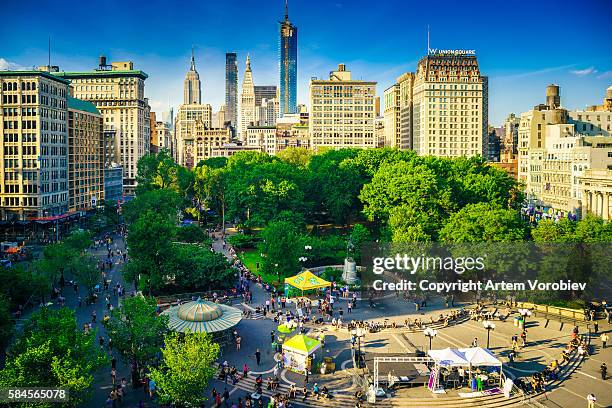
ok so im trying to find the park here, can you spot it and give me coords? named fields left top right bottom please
left=0, top=148, right=610, bottom=408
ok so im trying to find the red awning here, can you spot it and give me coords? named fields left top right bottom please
left=28, top=211, right=78, bottom=222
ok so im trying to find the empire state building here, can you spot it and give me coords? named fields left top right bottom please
left=184, top=49, right=202, bottom=104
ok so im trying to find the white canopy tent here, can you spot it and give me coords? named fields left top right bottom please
left=426, top=347, right=505, bottom=392
left=459, top=347, right=502, bottom=367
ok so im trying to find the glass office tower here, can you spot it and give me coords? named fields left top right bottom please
left=279, top=1, right=297, bottom=116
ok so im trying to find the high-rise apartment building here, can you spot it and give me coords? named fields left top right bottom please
left=53, top=57, right=150, bottom=195
left=240, top=55, right=256, bottom=138
left=0, top=71, right=70, bottom=220
left=309, top=64, right=377, bottom=149
left=279, top=0, right=297, bottom=116
left=254, top=86, right=277, bottom=107
left=385, top=51, right=487, bottom=156
left=67, top=97, right=104, bottom=211
left=225, top=52, right=238, bottom=130
left=213, top=105, right=227, bottom=129
left=184, top=49, right=202, bottom=105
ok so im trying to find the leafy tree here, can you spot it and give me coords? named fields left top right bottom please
left=0, top=308, right=106, bottom=407
left=105, top=296, right=168, bottom=380
left=123, top=189, right=181, bottom=224
left=67, top=255, right=100, bottom=298
left=136, top=149, right=178, bottom=192
left=149, top=332, right=219, bottom=407
left=126, top=210, right=176, bottom=293
left=258, top=221, right=301, bottom=279
left=34, top=242, right=78, bottom=285
left=0, top=295, right=13, bottom=351
left=194, top=165, right=228, bottom=227
left=531, top=218, right=576, bottom=243
left=439, top=203, right=527, bottom=242
left=349, top=223, right=372, bottom=262
left=175, top=224, right=211, bottom=244
left=277, top=147, right=313, bottom=167
left=164, top=244, right=233, bottom=292
left=199, top=156, right=228, bottom=169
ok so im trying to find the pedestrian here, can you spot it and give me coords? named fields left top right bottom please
left=243, top=363, right=249, bottom=378
left=601, top=363, right=607, bottom=380
left=223, top=387, right=230, bottom=407
left=270, top=331, right=275, bottom=344
left=236, top=335, right=241, bottom=350
left=255, top=349, right=261, bottom=365
left=111, top=368, right=117, bottom=385
left=594, top=321, right=599, bottom=333
left=111, top=355, right=117, bottom=369
left=600, top=332, right=608, bottom=349
left=348, top=301, right=352, bottom=314
left=472, top=337, right=478, bottom=347
left=587, top=393, right=597, bottom=408
left=92, top=310, right=97, bottom=323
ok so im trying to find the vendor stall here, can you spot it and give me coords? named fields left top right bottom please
left=282, top=334, right=322, bottom=375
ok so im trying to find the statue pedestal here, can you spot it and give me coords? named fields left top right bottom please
left=342, top=258, right=359, bottom=284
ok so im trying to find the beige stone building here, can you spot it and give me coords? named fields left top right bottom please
left=52, top=58, right=150, bottom=195
left=209, top=143, right=262, bottom=158
left=246, top=126, right=277, bottom=155
left=580, top=169, right=612, bottom=220
left=155, top=121, right=172, bottom=153
left=175, top=103, right=213, bottom=166
left=384, top=53, right=486, bottom=156
left=67, top=97, right=104, bottom=211
left=276, top=115, right=309, bottom=152
left=309, top=64, right=377, bottom=149
left=519, top=85, right=612, bottom=216
left=0, top=71, right=70, bottom=220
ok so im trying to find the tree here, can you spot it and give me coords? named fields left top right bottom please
left=175, top=224, right=212, bottom=244
left=439, top=203, right=527, bottom=243
left=164, top=244, right=233, bottom=292
left=149, top=332, right=219, bottom=407
left=0, top=308, right=106, bottom=407
left=105, top=296, right=168, bottom=382
left=198, top=156, right=228, bottom=169
left=126, top=210, right=176, bottom=293
left=122, top=189, right=181, bottom=225
left=258, top=221, right=301, bottom=279
left=0, top=295, right=13, bottom=351
left=349, top=224, right=372, bottom=262
left=63, top=230, right=93, bottom=253
left=136, top=149, right=178, bottom=193
left=277, top=147, right=313, bottom=167
left=194, top=165, right=228, bottom=228
left=68, top=255, right=100, bottom=298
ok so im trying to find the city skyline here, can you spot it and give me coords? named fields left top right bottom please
left=1, top=0, right=611, bottom=124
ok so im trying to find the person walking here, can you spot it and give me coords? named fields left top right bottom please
left=236, top=335, right=241, bottom=350
left=587, top=393, right=597, bottom=408
left=601, top=363, right=607, bottom=380
left=255, top=349, right=261, bottom=366
left=111, top=368, right=117, bottom=385
left=243, top=363, right=249, bottom=378
left=600, top=332, right=609, bottom=349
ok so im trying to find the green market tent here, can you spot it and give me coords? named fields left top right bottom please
left=162, top=298, right=242, bottom=334
left=285, top=270, right=331, bottom=291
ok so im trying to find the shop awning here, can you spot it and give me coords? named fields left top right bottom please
left=285, top=270, right=331, bottom=291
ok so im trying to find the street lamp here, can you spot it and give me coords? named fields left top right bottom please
left=483, top=320, right=496, bottom=349
left=518, top=308, right=532, bottom=327
left=351, top=327, right=366, bottom=369
left=424, top=327, right=437, bottom=351
left=298, top=257, right=308, bottom=272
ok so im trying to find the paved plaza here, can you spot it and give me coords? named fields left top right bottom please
left=15, top=229, right=610, bottom=408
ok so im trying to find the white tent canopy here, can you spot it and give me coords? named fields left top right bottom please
left=427, top=347, right=469, bottom=366
left=459, top=347, right=502, bottom=367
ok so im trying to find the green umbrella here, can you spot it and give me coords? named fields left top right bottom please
left=277, top=324, right=295, bottom=334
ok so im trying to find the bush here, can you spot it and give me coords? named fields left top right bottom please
left=321, top=267, right=342, bottom=283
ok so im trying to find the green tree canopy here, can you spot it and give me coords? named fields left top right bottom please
left=149, top=331, right=219, bottom=407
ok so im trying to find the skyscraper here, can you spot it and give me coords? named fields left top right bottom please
left=239, top=55, right=256, bottom=138
left=184, top=48, right=201, bottom=105
left=279, top=0, right=297, bottom=117
left=225, top=52, right=238, bottom=129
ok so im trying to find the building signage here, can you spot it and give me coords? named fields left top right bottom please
left=428, top=48, right=476, bottom=56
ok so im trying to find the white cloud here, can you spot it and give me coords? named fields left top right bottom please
left=0, top=58, right=27, bottom=71
left=570, top=67, right=598, bottom=76
left=597, top=70, right=612, bottom=79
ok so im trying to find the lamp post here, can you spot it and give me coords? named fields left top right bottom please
left=298, top=256, right=308, bottom=272
left=424, top=327, right=437, bottom=351
left=351, top=327, right=366, bottom=369
left=483, top=320, right=496, bottom=349
left=518, top=308, right=532, bottom=328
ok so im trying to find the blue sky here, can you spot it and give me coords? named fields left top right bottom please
left=1, top=0, right=611, bottom=125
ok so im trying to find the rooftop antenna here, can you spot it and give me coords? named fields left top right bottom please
left=285, top=0, right=289, bottom=21
left=48, top=36, right=51, bottom=70
left=427, top=25, right=430, bottom=54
